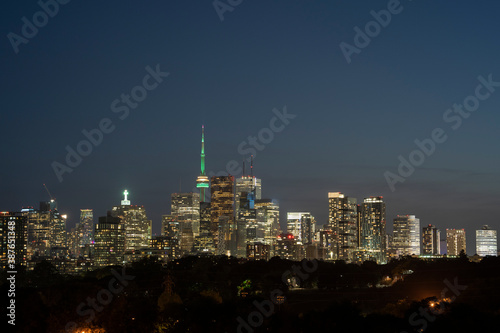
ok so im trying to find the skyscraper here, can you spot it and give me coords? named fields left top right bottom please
left=110, top=190, right=152, bottom=255
left=393, top=215, right=420, bottom=256
left=359, top=196, right=387, bottom=263
left=24, top=206, right=51, bottom=257
left=446, top=229, right=466, bottom=256
left=235, top=175, right=262, bottom=213
left=24, top=201, right=67, bottom=258
left=328, top=192, right=358, bottom=262
left=76, top=209, right=93, bottom=256
left=0, top=211, right=28, bottom=269
left=193, top=202, right=215, bottom=254
left=422, top=224, right=441, bottom=255
left=236, top=191, right=257, bottom=257
left=210, top=175, right=235, bottom=249
left=476, top=225, right=497, bottom=257
left=286, top=212, right=315, bottom=245
left=162, top=214, right=179, bottom=239
left=275, top=233, right=300, bottom=260
left=94, top=213, right=125, bottom=267
left=196, top=125, right=210, bottom=202
left=255, top=199, right=280, bottom=247
left=171, top=192, right=200, bottom=237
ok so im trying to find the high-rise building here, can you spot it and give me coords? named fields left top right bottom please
left=94, top=213, right=125, bottom=267
left=246, top=242, right=270, bottom=260
left=217, top=215, right=232, bottom=256
left=149, top=235, right=179, bottom=261
left=446, top=229, right=466, bottom=256
left=193, top=202, right=215, bottom=254
left=110, top=190, right=152, bottom=255
left=67, top=226, right=78, bottom=256
left=328, top=192, right=358, bottom=262
left=422, top=224, right=441, bottom=255
left=235, top=175, right=262, bottom=213
left=236, top=191, right=257, bottom=257
left=359, top=197, right=387, bottom=263
left=275, top=233, right=300, bottom=260
left=50, top=209, right=67, bottom=249
left=196, top=125, right=210, bottom=202
left=170, top=193, right=197, bottom=255
left=171, top=192, right=200, bottom=237
left=255, top=199, right=280, bottom=247
left=0, top=211, right=28, bottom=269
left=75, top=209, right=93, bottom=257
left=162, top=214, right=179, bottom=239
left=393, top=215, right=420, bottom=256
left=210, top=175, right=235, bottom=249
left=286, top=212, right=315, bottom=245
left=24, top=206, right=51, bottom=257
left=24, top=201, right=67, bottom=258
left=476, top=225, right=497, bottom=257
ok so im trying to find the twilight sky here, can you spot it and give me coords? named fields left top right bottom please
left=2, top=0, right=500, bottom=254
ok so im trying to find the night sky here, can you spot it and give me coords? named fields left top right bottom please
left=2, top=0, right=500, bottom=254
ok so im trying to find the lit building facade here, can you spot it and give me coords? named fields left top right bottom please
left=446, top=229, right=466, bottom=256
left=236, top=191, right=257, bottom=257
left=246, top=242, right=270, bottom=260
left=193, top=202, right=215, bottom=254
left=210, top=175, right=235, bottom=249
left=235, top=176, right=262, bottom=212
left=111, top=190, right=152, bottom=254
left=255, top=199, right=280, bottom=247
left=393, top=215, right=420, bottom=256
left=476, top=225, right=497, bottom=257
left=422, top=224, right=440, bottom=255
left=359, top=197, right=387, bottom=263
left=328, top=192, right=358, bottom=262
left=94, top=214, right=125, bottom=267
left=162, top=214, right=179, bottom=239
left=171, top=192, right=200, bottom=237
left=23, top=201, right=67, bottom=258
left=76, top=209, right=93, bottom=257
left=149, top=236, right=179, bottom=261
left=275, top=233, right=300, bottom=260
left=286, top=212, right=315, bottom=245
left=0, top=211, right=28, bottom=269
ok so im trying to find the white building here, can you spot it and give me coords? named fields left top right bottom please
left=476, top=225, right=497, bottom=257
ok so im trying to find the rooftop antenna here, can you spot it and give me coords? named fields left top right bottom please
left=250, top=155, right=253, bottom=178
left=242, top=161, right=246, bottom=178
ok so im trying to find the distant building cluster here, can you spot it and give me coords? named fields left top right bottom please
left=0, top=126, right=498, bottom=272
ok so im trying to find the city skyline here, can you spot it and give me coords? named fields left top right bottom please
left=2, top=122, right=496, bottom=256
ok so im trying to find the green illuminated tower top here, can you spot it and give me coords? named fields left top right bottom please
left=196, top=125, right=209, bottom=201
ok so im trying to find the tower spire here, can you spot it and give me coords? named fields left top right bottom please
left=250, top=155, right=253, bottom=178
left=200, top=125, right=205, bottom=176
left=196, top=125, right=210, bottom=202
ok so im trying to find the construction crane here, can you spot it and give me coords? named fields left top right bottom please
left=43, top=183, right=55, bottom=202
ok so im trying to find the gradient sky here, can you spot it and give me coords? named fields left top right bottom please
left=2, top=0, right=500, bottom=254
